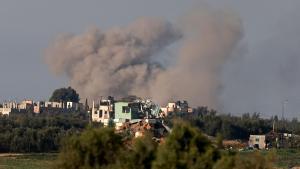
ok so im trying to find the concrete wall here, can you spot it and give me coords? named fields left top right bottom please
left=115, top=102, right=131, bottom=120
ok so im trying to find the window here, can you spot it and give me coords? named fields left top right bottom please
left=255, top=138, right=259, bottom=142
left=122, top=106, right=130, bottom=113
left=100, top=110, right=103, bottom=117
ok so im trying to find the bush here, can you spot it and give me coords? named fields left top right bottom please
left=55, top=121, right=273, bottom=169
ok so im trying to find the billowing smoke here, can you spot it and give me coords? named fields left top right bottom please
left=45, top=18, right=182, bottom=100
left=150, top=8, right=243, bottom=108
left=45, top=7, right=243, bottom=108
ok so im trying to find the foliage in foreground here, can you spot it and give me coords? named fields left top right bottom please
left=55, top=121, right=273, bottom=169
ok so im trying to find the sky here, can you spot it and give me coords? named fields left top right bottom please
left=1, top=0, right=300, bottom=118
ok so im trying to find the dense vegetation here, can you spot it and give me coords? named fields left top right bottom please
left=49, top=87, right=80, bottom=103
left=55, top=121, right=273, bottom=169
left=177, top=107, right=300, bottom=140
left=0, top=112, right=89, bottom=153
left=2, top=106, right=300, bottom=153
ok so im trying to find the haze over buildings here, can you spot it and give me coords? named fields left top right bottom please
left=1, top=0, right=300, bottom=118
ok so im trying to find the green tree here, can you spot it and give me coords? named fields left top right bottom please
left=55, top=127, right=122, bottom=169
left=54, top=120, right=273, bottom=169
left=50, top=87, right=80, bottom=103
left=153, top=121, right=220, bottom=169
left=118, top=133, right=158, bottom=169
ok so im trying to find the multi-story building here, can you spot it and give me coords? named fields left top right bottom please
left=91, top=98, right=114, bottom=125
left=249, top=135, right=266, bottom=149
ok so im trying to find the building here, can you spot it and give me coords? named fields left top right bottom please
left=114, top=101, right=143, bottom=122
left=33, top=101, right=64, bottom=113
left=249, top=135, right=266, bottom=149
left=160, top=100, right=192, bottom=116
left=33, top=102, right=43, bottom=113
left=176, top=100, right=189, bottom=113
left=160, top=102, right=177, bottom=116
left=44, top=101, right=64, bottom=108
left=0, top=101, right=19, bottom=115
left=33, top=101, right=83, bottom=113
left=0, top=108, right=15, bottom=115
left=91, top=98, right=114, bottom=125
left=66, top=102, right=83, bottom=111
left=18, top=99, right=34, bottom=112
left=2, top=101, right=18, bottom=109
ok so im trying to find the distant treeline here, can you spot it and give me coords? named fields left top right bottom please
left=1, top=107, right=300, bottom=153
left=169, top=107, right=300, bottom=140
left=0, top=111, right=89, bottom=153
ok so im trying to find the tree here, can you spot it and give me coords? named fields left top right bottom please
left=118, top=133, right=158, bottom=169
left=54, top=120, right=273, bottom=169
left=153, top=120, right=220, bottom=169
left=50, top=87, right=80, bottom=103
left=55, top=128, right=122, bottom=169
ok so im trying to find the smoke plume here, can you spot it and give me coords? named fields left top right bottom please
left=150, top=8, right=243, bottom=108
left=45, top=18, right=181, bottom=100
left=45, top=7, right=243, bottom=108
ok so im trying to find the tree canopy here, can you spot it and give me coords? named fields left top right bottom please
left=0, top=112, right=88, bottom=153
left=50, top=87, right=80, bottom=103
left=54, top=121, right=273, bottom=169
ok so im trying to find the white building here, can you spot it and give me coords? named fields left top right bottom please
left=91, top=98, right=114, bottom=125
left=44, top=101, right=64, bottom=108
left=0, top=101, right=19, bottom=115
left=0, top=108, right=14, bottom=115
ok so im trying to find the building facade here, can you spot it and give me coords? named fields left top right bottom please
left=249, top=135, right=266, bottom=149
left=91, top=98, right=114, bottom=125
left=114, top=102, right=142, bottom=122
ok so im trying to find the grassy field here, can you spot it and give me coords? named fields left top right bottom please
left=274, top=149, right=300, bottom=168
left=1, top=149, right=300, bottom=169
left=0, top=153, right=56, bottom=169
left=239, top=149, right=300, bottom=169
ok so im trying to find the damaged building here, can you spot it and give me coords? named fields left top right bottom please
left=91, top=97, right=114, bottom=126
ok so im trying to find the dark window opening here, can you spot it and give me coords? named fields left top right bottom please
left=122, top=106, right=130, bottom=113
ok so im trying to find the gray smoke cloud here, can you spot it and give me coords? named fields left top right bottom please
left=45, top=7, right=243, bottom=108
left=150, top=8, right=243, bottom=108
left=45, top=17, right=182, bottom=100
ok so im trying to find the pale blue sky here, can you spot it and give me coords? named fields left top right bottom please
left=1, top=0, right=300, bottom=117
